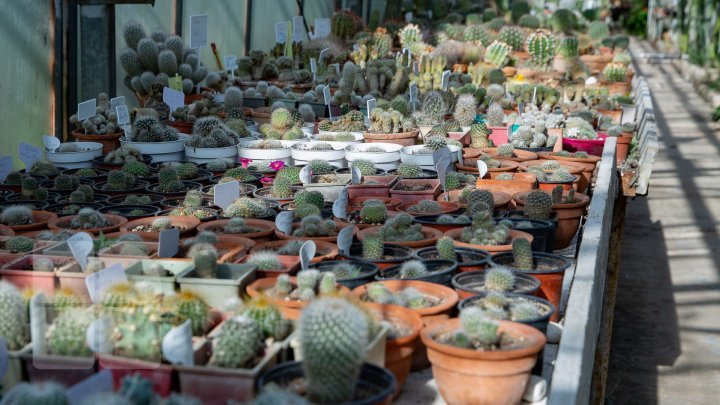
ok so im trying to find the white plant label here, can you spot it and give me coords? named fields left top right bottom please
left=299, top=165, right=313, bottom=184
left=162, top=320, right=193, bottom=366
left=85, top=263, right=128, bottom=304
left=477, top=159, right=488, bottom=178
left=299, top=241, right=316, bottom=271
left=405, top=11, right=413, bottom=22
left=293, top=16, right=304, bottom=42
left=275, top=211, right=294, bottom=235
left=66, top=370, right=113, bottom=403
left=412, top=61, right=419, bottom=74
left=224, top=54, right=238, bottom=71
left=332, top=188, right=348, bottom=219
left=310, top=58, right=317, bottom=81
left=402, top=47, right=411, bottom=66
left=366, top=98, right=376, bottom=119
left=441, top=70, right=451, bottom=91
left=319, top=48, right=329, bottom=62
left=30, top=293, right=46, bottom=356
left=77, top=99, right=96, bottom=121
left=351, top=167, right=362, bottom=185
left=323, top=85, right=333, bottom=119
left=158, top=228, right=180, bottom=258
left=0, top=338, right=7, bottom=380
left=456, top=149, right=464, bottom=167
left=110, top=96, right=125, bottom=110
left=275, top=21, right=288, bottom=43
left=336, top=225, right=354, bottom=254
left=518, top=102, right=525, bottom=114
left=18, top=142, right=42, bottom=169
left=163, top=87, right=185, bottom=121
left=116, top=105, right=130, bottom=126
left=68, top=232, right=93, bottom=271
left=213, top=180, right=240, bottom=210
left=189, top=15, right=208, bottom=49
left=86, top=316, right=114, bottom=354
left=532, top=86, right=537, bottom=105
left=409, top=83, right=418, bottom=111
left=331, top=63, right=340, bottom=76
left=0, top=156, right=12, bottom=182
left=315, top=18, right=331, bottom=38
left=42, top=135, right=60, bottom=152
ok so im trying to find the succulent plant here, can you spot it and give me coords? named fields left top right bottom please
left=70, top=208, right=108, bottom=229
left=459, top=213, right=512, bottom=246
left=524, top=190, right=553, bottom=220
left=294, top=190, right=325, bottom=210
left=186, top=116, right=241, bottom=148
left=362, top=234, right=384, bottom=260
left=484, top=40, right=512, bottom=68
left=602, top=62, right=628, bottom=83
left=29, top=160, right=58, bottom=177
left=104, top=170, right=136, bottom=191
left=209, top=315, right=264, bottom=368
left=224, top=197, right=274, bottom=218
left=436, top=236, right=456, bottom=261
left=292, top=215, right=338, bottom=237
left=241, top=295, right=291, bottom=341
left=377, top=213, right=424, bottom=242
left=359, top=202, right=387, bottom=224
left=4, top=236, right=34, bottom=253
left=1, top=381, right=69, bottom=404
left=188, top=243, right=218, bottom=278
left=406, top=200, right=442, bottom=214
left=526, top=30, right=556, bottom=70
left=1, top=205, right=34, bottom=226
left=399, top=260, right=428, bottom=279
left=395, top=163, right=423, bottom=178
left=0, top=281, right=28, bottom=350
left=485, top=266, right=516, bottom=292
left=247, top=251, right=282, bottom=270
left=46, top=307, right=94, bottom=357
left=450, top=306, right=502, bottom=350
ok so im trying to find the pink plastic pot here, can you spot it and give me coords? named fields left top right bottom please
left=488, top=126, right=509, bottom=145
left=562, top=134, right=607, bottom=157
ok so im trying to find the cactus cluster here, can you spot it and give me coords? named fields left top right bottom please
left=70, top=208, right=109, bottom=229
left=119, top=21, right=207, bottom=96
left=224, top=197, right=275, bottom=218
left=364, top=283, right=430, bottom=309
left=292, top=215, right=338, bottom=237
left=103, top=170, right=136, bottom=191
left=509, top=125, right=558, bottom=149
left=268, top=270, right=338, bottom=302
left=129, top=115, right=180, bottom=143
left=368, top=107, right=417, bottom=134
left=362, top=234, right=384, bottom=260
left=498, top=26, right=525, bottom=51
left=602, top=62, right=628, bottom=83
left=459, top=213, right=512, bottom=246
left=103, top=145, right=143, bottom=165
left=524, top=190, right=553, bottom=220
left=412, top=90, right=449, bottom=126
left=406, top=200, right=442, bottom=214
left=395, top=163, right=424, bottom=178
left=209, top=315, right=264, bottom=369
left=317, top=111, right=367, bottom=133
left=377, top=213, right=424, bottom=242
left=437, top=214, right=471, bottom=224
left=46, top=307, right=94, bottom=357
left=69, top=92, right=122, bottom=135
left=293, top=190, right=325, bottom=210
left=186, top=116, right=241, bottom=149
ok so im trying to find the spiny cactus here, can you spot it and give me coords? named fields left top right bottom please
left=453, top=94, right=478, bottom=127
left=399, top=260, right=429, bottom=279
left=436, top=236, right=456, bottom=261
left=209, top=316, right=264, bottom=368
left=188, top=243, right=218, bottom=278
left=526, top=30, right=556, bottom=70
left=309, top=160, right=335, bottom=175
left=350, top=160, right=376, bottom=176
left=453, top=306, right=501, bottom=349
left=0, top=281, right=28, bottom=350
left=300, top=298, right=369, bottom=404
left=359, top=202, right=387, bottom=224
left=498, top=26, right=525, bottom=51
left=46, top=307, right=94, bottom=357
left=406, top=200, right=442, bottom=214
left=377, top=213, right=424, bottom=242
left=251, top=389, right=310, bottom=405
left=484, top=40, right=511, bottom=68
left=602, top=62, right=628, bottom=83
left=70, top=208, right=108, bottom=229
left=29, top=160, right=58, bottom=177
left=512, top=237, right=534, bottom=270
left=223, top=197, right=274, bottom=218
left=292, top=215, right=338, bottom=237
left=485, top=266, right=516, bottom=292
left=524, top=190, right=553, bottom=220
left=104, top=170, right=136, bottom=191
left=241, top=295, right=291, bottom=341
left=395, top=163, right=423, bottom=178
left=247, top=251, right=282, bottom=270
left=362, top=234, right=384, bottom=260
left=1, top=381, right=69, bottom=404
left=294, top=190, right=325, bottom=210
left=4, top=236, right=34, bottom=253
left=1, top=205, right=34, bottom=226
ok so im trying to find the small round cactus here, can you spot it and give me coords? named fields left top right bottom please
left=294, top=190, right=325, bottom=210
left=350, top=160, right=376, bottom=176
left=362, top=234, right=384, bottom=260
left=399, top=260, right=429, bottom=279
left=208, top=316, right=263, bottom=368
left=150, top=217, right=172, bottom=231
left=510, top=301, right=541, bottom=321
left=359, top=203, right=387, bottom=224
left=188, top=243, right=218, bottom=278
left=436, top=236, right=456, bottom=261
left=0, top=205, right=33, bottom=226
left=4, top=236, right=34, bottom=253
left=1, top=381, right=69, bottom=405
left=247, top=251, right=282, bottom=270
left=484, top=266, right=516, bottom=292
left=524, top=190, right=553, bottom=220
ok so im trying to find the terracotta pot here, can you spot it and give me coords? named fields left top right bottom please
left=389, top=179, right=441, bottom=204
left=98, top=354, right=175, bottom=396
left=47, top=213, right=127, bottom=236
left=413, top=215, right=470, bottom=233
left=196, top=218, right=275, bottom=242
left=165, top=120, right=194, bottom=134
left=363, top=303, right=424, bottom=397
left=0, top=255, right=74, bottom=296
left=456, top=158, right=519, bottom=176
left=0, top=225, right=15, bottom=236
left=475, top=172, right=538, bottom=196
left=600, top=80, right=631, bottom=96
left=120, top=215, right=201, bottom=241
left=246, top=276, right=351, bottom=320
left=513, top=190, right=590, bottom=249
left=357, top=225, right=442, bottom=248
left=275, top=223, right=358, bottom=243
left=490, top=252, right=571, bottom=322
left=348, top=197, right=402, bottom=211
left=520, top=160, right=586, bottom=192
left=488, top=126, right=509, bottom=146
left=443, top=228, right=534, bottom=254
left=502, top=66, right=517, bottom=77
left=21, top=353, right=97, bottom=386
left=364, top=130, right=419, bottom=147
left=237, top=254, right=302, bottom=278
left=251, top=107, right=272, bottom=125
left=395, top=201, right=461, bottom=216
left=442, top=189, right=512, bottom=211
left=536, top=151, right=600, bottom=190
left=451, top=269, right=542, bottom=300
left=347, top=175, right=399, bottom=199
left=478, top=147, right=538, bottom=162
left=338, top=210, right=401, bottom=230
left=421, top=319, right=546, bottom=405
left=71, top=129, right=122, bottom=155
left=7, top=211, right=58, bottom=233
left=252, top=240, right=339, bottom=265
left=340, top=243, right=415, bottom=271
left=615, top=134, right=633, bottom=163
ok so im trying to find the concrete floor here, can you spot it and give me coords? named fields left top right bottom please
left=606, top=42, right=720, bottom=404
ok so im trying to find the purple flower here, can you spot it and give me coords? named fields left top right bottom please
left=269, top=160, right=285, bottom=171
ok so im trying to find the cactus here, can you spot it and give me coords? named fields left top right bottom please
left=453, top=94, right=478, bottom=127
left=292, top=215, right=338, bottom=237
left=331, top=262, right=361, bottom=280
left=484, top=41, right=511, bottom=68
left=360, top=203, right=387, bottom=224
left=485, top=266, right=516, bottom=292
left=104, top=170, right=136, bottom=191
left=350, top=160, right=376, bottom=176
left=455, top=306, right=501, bottom=349
left=309, top=160, right=335, bottom=175
left=300, top=298, right=369, bottom=404
left=242, top=295, right=291, bottom=341
left=550, top=9, right=575, bottom=33
left=399, top=260, right=428, bottom=279
left=524, top=190, right=553, bottom=220
left=558, top=35, right=579, bottom=58
left=498, top=26, right=525, bottom=51
left=208, top=315, right=264, bottom=369
left=4, top=236, right=34, bottom=253
left=602, top=62, right=628, bottom=83
left=436, top=236, right=456, bottom=261
left=251, top=390, right=310, bottom=405
left=406, top=200, right=442, bottom=214
left=469, top=122, right=494, bottom=148
left=512, top=237, right=534, bottom=270
left=463, top=25, right=490, bottom=46
left=0, top=281, right=28, bottom=350
left=486, top=102, right=504, bottom=126
left=1, top=205, right=34, bottom=226
left=294, top=190, right=325, bottom=210
left=588, top=20, right=609, bottom=42
left=526, top=30, right=556, bottom=70
left=247, top=251, right=282, bottom=270
left=510, top=302, right=540, bottom=321
left=223, top=197, right=274, bottom=218
left=518, top=14, right=540, bottom=29
left=46, top=307, right=94, bottom=357
left=362, top=234, right=384, bottom=260
left=188, top=243, right=218, bottom=278
left=1, top=382, right=69, bottom=404
left=70, top=208, right=108, bottom=229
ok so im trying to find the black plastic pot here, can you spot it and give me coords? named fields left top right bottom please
left=414, top=214, right=472, bottom=227
left=0, top=190, right=14, bottom=202
left=99, top=205, right=160, bottom=220
left=209, top=172, right=263, bottom=186
left=387, top=168, right=438, bottom=179
left=61, top=167, right=109, bottom=181
left=458, top=292, right=555, bottom=334
left=46, top=202, right=105, bottom=216
left=92, top=180, right=150, bottom=196
left=451, top=270, right=541, bottom=296
left=490, top=251, right=571, bottom=274
left=501, top=211, right=557, bottom=253
left=341, top=243, right=415, bottom=266
left=93, top=154, right=153, bottom=169
left=334, top=168, right=388, bottom=176
left=515, top=146, right=553, bottom=153
left=414, top=247, right=491, bottom=272
left=377, top=259, right=458, bottom=286
left=257, top=361, right=396, bottom=405
left=309, top=260, right=379, bottom=290
left=105, top=194, right=165, bottom=207
left=6, top=192, right=60, bottom=202
left=39, top=178, right=95, bottom=196
left=145, top=181, right=204, bottom=197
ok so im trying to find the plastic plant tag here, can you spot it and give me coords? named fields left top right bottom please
left=163, top=87, right=185, bottom=121
left=436, top=157, right=453, bottom=200
left=456, top=149, right=464, bottom=167
left=412, top=61, right=419, bottom=74
left=162, top=320, right=193, bottom=366
left=0, top=338, right=7, bottom=380
left=66, top=370, right=113, bottom=404
left=275, top=21, right=288, bottom=43
left=30, top=293, right=47, bottom=356
left=18, top=142, right=42, bottom=169
left=299, top=241, right=316, bottom=271
left=366, top=98, right=376, bottom=119
left=518, top=102, right=524, bottom=114
left=224, top=54, right=238, bottom=71
left=405, top=11, right=413, bottom=22
left=441, top=70, right=451, bottom=91
left=477, top=159, right=488, bottom=178
left=0, top=156, right=12, bottom=182
left=532, top=86, right=537, bottom=105
left=213, top=180, right=240, bottom=210
left=351, top=167, right=362, bottom=185
left=86, top=316, right=114, bottom=354
left=293, top=16, right=304, bottom=42
left=299, top=165, right=313, bottom=184
left=116, top=105, right=130, bottom=126
left=110, top=96, right=125, bottom=110
left=42, top=135, right=60, bottom=152
left=319, top=47, right=329, bottom=62
left=315, top=18, right=330, bottom=38
left=323, top=85, right=332, bottom=120
left=85, top=263, right=128, bottom=304
left=275, top=211, right=293, bottom=235
left=158, top=228, right=180, bottom=258
left=189, top=15, right=208, bottom=48
left=77, top=99, right=96, bottom=121
left=68, top=232, right=93, bottom=271
left=168, top=74, right=183, bottom=92
left=332, top=187, right=348, bottom=219
left=336, top=225, right=354, bottom=254
left=432, top=147, right=452, bottom=166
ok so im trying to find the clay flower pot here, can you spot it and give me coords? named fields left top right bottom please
left=395, top=201, right=461, bottom=216
left=197, top=218, right=275, bottom=242
left=520, top=160, right=586, bottom=192
left=413, top=214, right=471, bottom=233
left=443, top=228, right=534, bottom=254
left=478, top=147, right=538, bottom=162
left=275, top=223, right=359, bottom=243
left=451, top=269, right=542, bottom=300
left=340, top=243, right=414, bottom=270
left=251, top=240, right=339, bottom=264
left=357, top=225, right=442, bottom=248
left=421, top=319, right=546, bottom=405
left=362, top=303, right=424, bottom=398
left=458, top=293, right=555, bottom=335
left=388, top=179, right=441, bottom=204
left=71, top=129, right=122, bottom=155
left=245, top=276, right=351, bottom=320
left=47, top=213, right=127, bottom=236
left=490, top=252, right=571, bottom=321
left=120, top=215, right=201, bottom=241
left=441, top=189, right=512, bottom=211
left=237, top=254, right=302, bottom=278
left=513, top=190, right=590, bottom=249
left=5, top=210, right=58, bottom=233
left=456, top=158, right=520, bottom=176
left=338, top=210, right=401, bottom=230
left=364, top=130, right=419, bottom=147
left=348, top=197, right=402, bottom=211
left=0, top=255, right=73, bottom=296
left=347, top=175, right=399, bottom=199
left=475, top=172, right=538, bottom=197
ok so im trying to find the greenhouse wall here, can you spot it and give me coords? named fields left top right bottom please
left=0, top=0, right=54, bottom=169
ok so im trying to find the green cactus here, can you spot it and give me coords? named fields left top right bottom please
left=309, top=160, right=335, bottom=175
left=485, top=266, right=516, bottom=292
left=395, top=163, right=423, bottom=177
left=484, top=41, right=512, bottom=68
left=247, top=251, right=282, bottom=270
left=510, top=301, right=540, bottom=321
left=350, top=160, right=376, bottom=176
left=294, top=203, right=321, bottom=220
left=53, top=174, right=79, bottom=190
left=0, top=205, right=33, bottom=226
left=518, top=14, right=540, bottom=29
left=118, top=373, right=155, bottom=405
left=587, top=20, right=609, bottom=42
left=602, top=62, right=628, bottom=83
left=251, top=389, right=310, bottom=405
left=1, top=381, right=69, bottom=404
left=406, top=200, right=442, bottom=214
left=526, top=30, right=556, bottom=70
left=512, top=237, right=534, bottom=270
left=399, top=260, right=429, bottom=279
left=362, top=234, right=384, bottom=260
left=524, top=190, right=553, bottom=220
left=122, top=161, right=150, bottom=177
left=463, top=25, right=491, bottom=46
left=29, top=160, right=58, bottom=177
left=436, top=236, right=456, bottom=261
left=104, top=170, right=136, bottom=191
left=300, top=297, right=369, bottom=404
left=550, top=9, right=575, bottom=33
left=70, top=208, right=108, bottom=229
left=188, top=243, right=218, bottom=278
left=46, top=307, right=94, bottom=357
left=0, top=281, right=28, bottom=350
left=457, top=306, right=501, bottom=349
left=4, top=236, right=34, bottom=253
left=360, top=203, right=387, bottom=224
left=223, top=197, right=274, bottom=218
left=294, top=190, right=325, bottom=210
left=453, top=94, right=478, bottom=127
left=557, top=35, right=579, bottom=58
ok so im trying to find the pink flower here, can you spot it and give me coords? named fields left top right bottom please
left=239, top=158, right=252, bottom=168
left=260, top=176, right=274, bottom=185
left=269, top=160, right=285, bottom=171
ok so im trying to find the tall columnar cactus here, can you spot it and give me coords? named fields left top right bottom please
left=209, top=316, right=264, bottom=368
left=512, top=238, right=534, bottom=270
left=524, top=190, right=553, bottom=220
left=300, top=298, right=369, bottom=404
left=362, top=234, right=384, bottom=260
left=484, top=41, right=511, bottom=68
left=469, top=122, right=494, bottom=148
left=1, top=382, right=69, bottom=404
left=0, top=281, right=28, bottom=350
left=526, top=30, right=556, bottom=70
left=557, top=35, right=579, bottom=58
left=436, top=236, right=456, bottom=261
left=498, top=26, right=525, bottom=51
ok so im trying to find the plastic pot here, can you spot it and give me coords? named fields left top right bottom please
left=340, top=243, right=414, bottom=271
left=443, top=228, right=534, bottom=254
left=414, top=247, right=491, bottom=273
left=451, top=270, right=541, bottom=299
left=375, top=260, right=458, bottom=286
left=99, top=205, right=160, bottom=220
left=501, top=216, right=556, bottom=253
left=458, top=292, right=555, bottom=335
left=309, top=260, right=379, bottom=289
